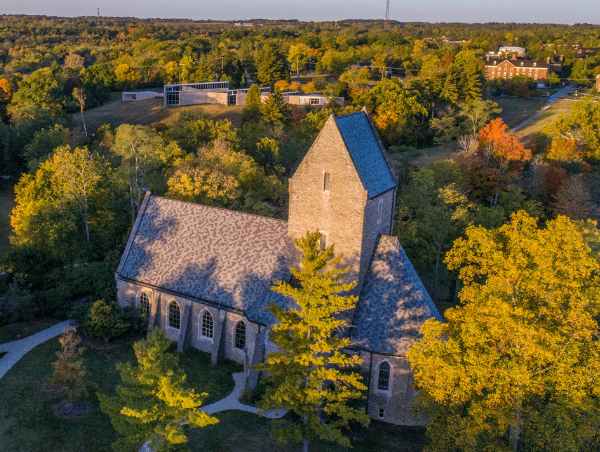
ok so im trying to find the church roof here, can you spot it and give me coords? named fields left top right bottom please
left=333, top=110, right=397, bottom=199
left=116, top=194, right=292, bottom=321
left=350, top=235, right=443, bottom=356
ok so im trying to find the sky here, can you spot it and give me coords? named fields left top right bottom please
left=2, top=0, right=599, bottom=25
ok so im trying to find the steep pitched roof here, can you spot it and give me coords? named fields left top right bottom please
left=350, top=235, right=442, bottom=356
left=116, top=194, right=292, bottom=319
left=333, top=110, right=397, bottom=199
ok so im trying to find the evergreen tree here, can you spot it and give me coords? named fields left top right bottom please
left=254, top=231, right=370, bottom=452
left=86, top=299, right=129, bottom=342
left=260, top=91, right=291, bottom=125
left=255, top=45, right=286, bottom=86
left=241, top=84, right=262, bottom=124
left=98, top=328, right=218, bottom=452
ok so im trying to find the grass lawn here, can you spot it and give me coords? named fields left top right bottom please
left=0, top=331, right=240, bottom=452
left=514, top=99, right=575, bottom=144
left=388, top=141, right=458, bottom=178
left=0, top=317, right=62, bottom=344
left=187, top=410, right=427, bottom=452
left=494, top=97, right=547, bottom=128
left=73, top=97, right=244, bottom=133
left=0, top=182, right=15, bottom=261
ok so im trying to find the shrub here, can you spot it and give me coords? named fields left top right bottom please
left=86, top=300, right=129, bottom=342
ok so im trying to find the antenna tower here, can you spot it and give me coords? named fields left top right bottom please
left=385, top=0, right=390, bottom=20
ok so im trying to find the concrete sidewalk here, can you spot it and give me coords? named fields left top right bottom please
left=202, top=371, right=286, bottom=418
left=0, top=320, right=75, bottom=380
left=512, top=83, right=574, bottom=133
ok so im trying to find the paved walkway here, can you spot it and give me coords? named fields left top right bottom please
left=512, top=83, right=575, bottom=133
left=0, top=320, right=76, bottom=380
left=201, top=371, right=286, bottom=418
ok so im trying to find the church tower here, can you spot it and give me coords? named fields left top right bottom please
left=288, top=108, right=398, bottom=291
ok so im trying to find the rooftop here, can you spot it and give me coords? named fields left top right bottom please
left=117, top=194, right=293, bottom=322
left=350, top=235, right=442, bottom=355
left=334, top=111, right=397, bottom=199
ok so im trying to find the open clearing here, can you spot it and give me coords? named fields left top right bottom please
left=494, top=97, right=547, bottom=127
left=73, top=97, right=244, bottom=132
left=514, top=99, right=576, bottom=143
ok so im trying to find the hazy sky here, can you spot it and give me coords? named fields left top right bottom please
left=2, top=0, right=599, bottom=25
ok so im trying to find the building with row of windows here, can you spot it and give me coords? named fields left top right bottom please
left=484, top=54, right=557, bottom=81
left=115, top=108, right=440, bottom=425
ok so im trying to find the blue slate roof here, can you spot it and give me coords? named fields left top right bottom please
left=117, top=195, right=293, bottom=321
left=334, top=111, right=397, bottom=198
left=350, top=235, right=443, bottom=355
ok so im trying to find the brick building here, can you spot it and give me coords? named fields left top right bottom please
left=484, top=54, right=555, bottom=81
left=115, top=108, right=441, bottom=425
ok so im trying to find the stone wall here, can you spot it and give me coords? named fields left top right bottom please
left=360, top=351, right=423, bottom=426
left=288, top=115, right=368, bottom=288
left=115, top=277, right=258, bottom=365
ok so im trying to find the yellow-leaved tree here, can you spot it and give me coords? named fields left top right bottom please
left=407, top=211, right=600, bottom=452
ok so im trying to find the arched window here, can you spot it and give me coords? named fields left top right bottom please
left=139, top=292, right=150, bottom=317
left=234, top=321, right=246, bottom=349
left=201, top=311, right=213, bottom=339
left=169, top=301, right=180, bottom=329
left=377, top=361, right=391, bottom=391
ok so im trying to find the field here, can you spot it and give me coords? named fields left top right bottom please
left=73, top=96, right=244, bottom=132
left=514, top=99, right=576, bottom=143
left=494, top=97, right=547, bottom=127
left=0, top=329, right=427, bottom=452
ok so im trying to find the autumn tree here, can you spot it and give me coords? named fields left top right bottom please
left=111, top=124, right=165, bottom=222
left=408, top=211, right=600, bottom=452
left=98, top=328, right=218, bottom=452
left=478, top=118, right=531, bottom=206
left=254, top=230, right=370, bottom=452
left=72, top=88, right=87, bottom=136
left=52, top=330, right=88, bottom=409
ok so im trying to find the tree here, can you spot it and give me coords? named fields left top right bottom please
left=260, top=92, right=291, bottom=125
left=408, top=211, right=600, bottom=452
left=52, top=330, right=88, bottom=408
left=255, top=45, right=286, bottom=86
left=546, top=72, right=560, bottom=89
left=86, top=299, right=129, bottom=342
left=98, top=328, right=218, bottom=452
left=115, top=63, right=140, bottom=90
left=179, top=54, right=196, bottom=83
left=72, top=88, right=87, bottom=136
left=111, top=124, right=165, bottom=222
left=241, top=84, right=262, bottom=124
left=458, top=99, right=502, bottom=137
left=50, top=146, right=103, bottom=244
left=254, top=231, right=370, bottom=452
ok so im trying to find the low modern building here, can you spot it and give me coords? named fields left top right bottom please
left=122, top=91, right=163, bottom=102
left=115, top=108, right=440, bottom=425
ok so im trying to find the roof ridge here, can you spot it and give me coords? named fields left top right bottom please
left=151, top=194, right=289, bottom=224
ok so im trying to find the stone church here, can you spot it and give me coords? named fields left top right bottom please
left=115, top=108, right=442, bottom=425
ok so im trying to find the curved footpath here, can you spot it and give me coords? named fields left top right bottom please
left=0, top=320, right=75, bottom=380
left=0, top=321, right=285, bottom=418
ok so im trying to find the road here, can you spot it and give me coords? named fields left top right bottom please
left=512, top=83, right=574, bottom=133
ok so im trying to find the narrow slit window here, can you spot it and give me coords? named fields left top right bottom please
left=379, top=408, right=385, bottom=418
left=323, top=173, right=330, bottom=193
left=320, top=233, right=327, bottom=252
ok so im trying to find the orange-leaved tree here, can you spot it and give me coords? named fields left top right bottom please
left=477, top=118, right=531, bottom=206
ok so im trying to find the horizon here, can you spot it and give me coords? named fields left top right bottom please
left=2, top=1, right=599, bottom=26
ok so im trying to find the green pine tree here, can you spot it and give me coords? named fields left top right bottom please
left=98, top=328, right=218, bottom=452
left=260, top=91, right=291, bottom=125
left=254, top=230, right=370, bottom=452
left=241, top=84, right=262, bottom=124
